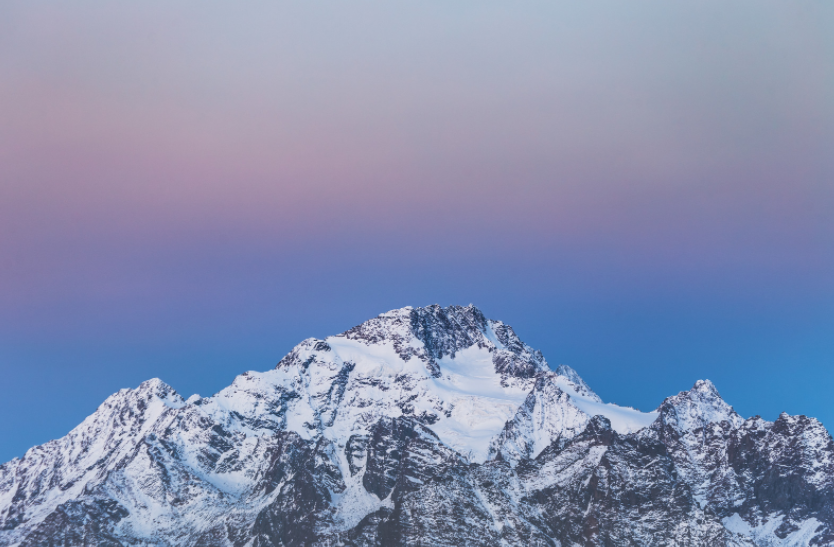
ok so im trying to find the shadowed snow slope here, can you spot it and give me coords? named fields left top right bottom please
left=0, top=305, right=831, bottom=547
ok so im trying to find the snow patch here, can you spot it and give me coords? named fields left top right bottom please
left=555, top=376, right=657, bottom=434
left=723, top=513, right=822, bottom=547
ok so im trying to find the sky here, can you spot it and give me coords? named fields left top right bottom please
left=0, top=1, right=833, bottom=463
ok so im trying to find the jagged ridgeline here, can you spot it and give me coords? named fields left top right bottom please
left=1, top=305, right=832, bottom=546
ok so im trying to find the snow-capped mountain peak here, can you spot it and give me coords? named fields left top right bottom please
left=657, top=378, right=744, bottom=432
left=1, top=305, right=832, bottom=547
left=554, top=363, right=601, bottom=402
left=209, top=305, right=563, bottom=462
left=135, top=377, right=187, bottom=409
left=335, top=304, right=549, bottom=378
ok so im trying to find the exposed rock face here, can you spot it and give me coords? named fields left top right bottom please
left=488, top=375, right=590, bottom=465
left=0, top=305, right=831, bottom=546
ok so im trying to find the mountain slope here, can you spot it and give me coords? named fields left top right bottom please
left=0, top=304, right=830, bottom=546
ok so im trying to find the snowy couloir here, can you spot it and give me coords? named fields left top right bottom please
left=1, top=305, right=832, bottom=546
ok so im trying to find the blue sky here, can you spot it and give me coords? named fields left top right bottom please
left=0, top=0, right=832, bottom=463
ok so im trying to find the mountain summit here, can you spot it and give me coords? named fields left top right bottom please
left=1, top=305, right=832, bottom=546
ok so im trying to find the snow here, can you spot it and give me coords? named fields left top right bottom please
left=723, top=513, right=823, bottom=547
left=425, top=347, right=532, bottom=460
left=192, top=317, right=659, bottom=464
left=660, top=379, right=744, bottom=432
left=325, top=337, right=427, bottom=378
left=554, top=375, right=657, bottom=434
left=482, top=320, right=506, bottom=349
left=554, top=365, right=601, bottom=402
left=4, top=305, right=830, bottom=546
left=322, top=340, right=533, bottom=462
left=526, top=445, right=609, bottom=491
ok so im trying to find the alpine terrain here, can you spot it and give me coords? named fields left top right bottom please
left=1, top=305, right=832, bottom=546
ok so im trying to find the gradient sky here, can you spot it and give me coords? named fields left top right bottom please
left=1, top=1, right=833, bottom=463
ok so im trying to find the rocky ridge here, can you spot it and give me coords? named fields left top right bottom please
left=0, top=304, right=831, bottom=546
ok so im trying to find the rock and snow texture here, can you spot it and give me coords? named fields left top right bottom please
left=0, top=304, right=832, bottom=546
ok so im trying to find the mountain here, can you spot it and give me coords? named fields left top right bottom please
left=0, top=304, right=831, bottom=546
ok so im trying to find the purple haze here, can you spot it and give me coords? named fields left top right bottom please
left=0, top=1, right=832, bottom=462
